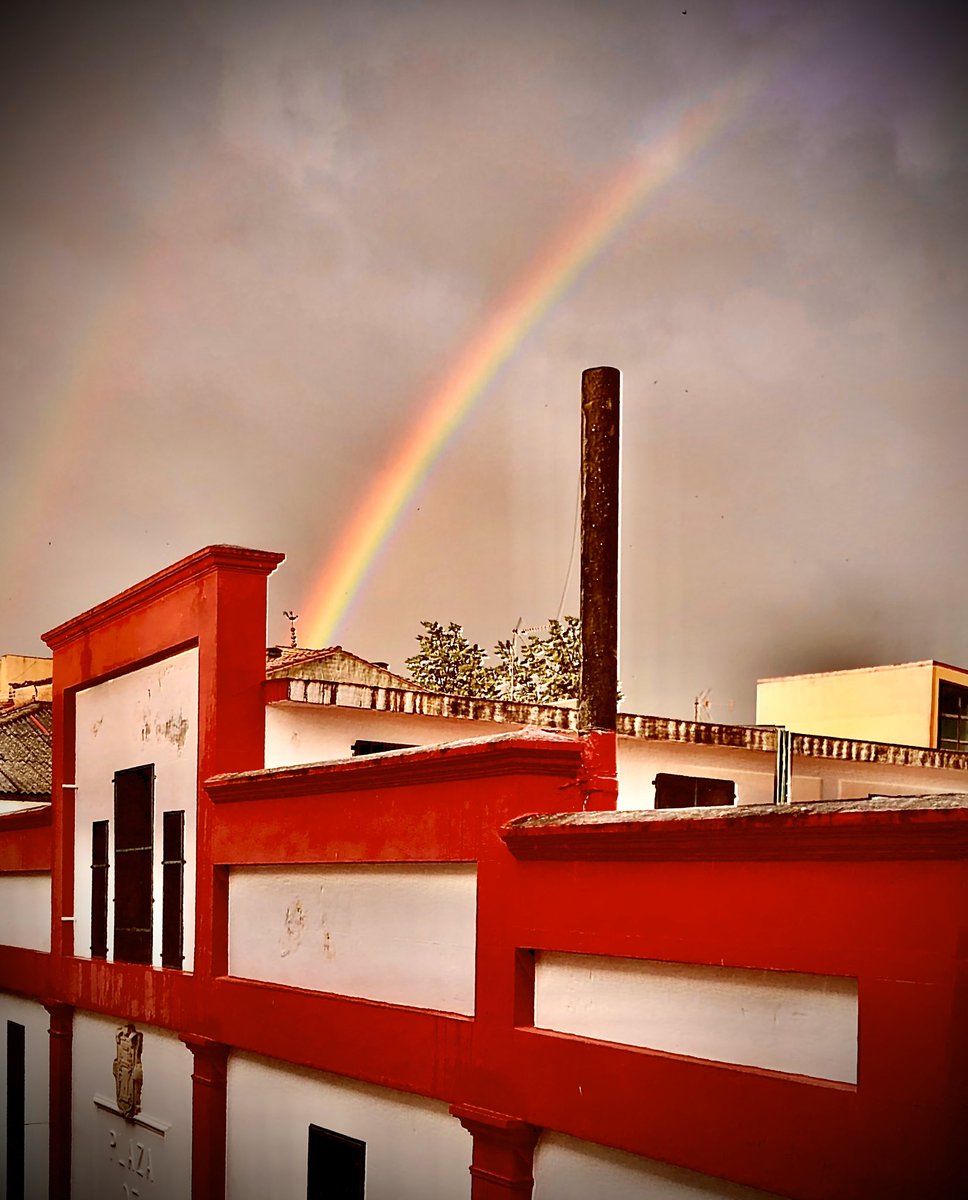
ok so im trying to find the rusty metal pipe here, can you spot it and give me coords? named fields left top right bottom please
left=578, top=366, right=621, bottom=735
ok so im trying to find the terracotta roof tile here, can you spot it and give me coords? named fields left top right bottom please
left=0, top=700, right=52, bottom=797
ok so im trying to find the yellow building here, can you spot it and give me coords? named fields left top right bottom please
left=0, top=653, right=52, bottom=707
left=756, top=659, right=968, bottom=750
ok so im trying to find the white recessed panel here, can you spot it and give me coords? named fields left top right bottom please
left=229, top=864, right=477, bottom=1015
left=0, top=874, right=51, bottom=951
left=535, top=952, right=857, bottom=1083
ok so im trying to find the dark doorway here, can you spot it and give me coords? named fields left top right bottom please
left=307, top=1124, right=366, bottom=1199
left=91, top=819, right=109, bottom=958
left=161, top=810, right=185, bottom=970
left=114, top=765, right=154, bottom=964
left=6, top=1021, right=25, bottom=1200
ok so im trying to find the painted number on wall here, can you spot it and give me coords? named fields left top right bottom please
left=108, top=1129, right=154, bottom=1194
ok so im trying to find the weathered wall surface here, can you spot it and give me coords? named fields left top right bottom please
left=229, top=864, right=477, bottom=1014
left=71, top=1011, right=193, bottom=1200
left=226, top=1052, right=472, bottom=1200
left=74, top=648, right=198, bottom=968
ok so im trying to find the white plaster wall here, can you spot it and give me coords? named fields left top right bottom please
left=265, top=704, right=511, bottom=769
left=616, top=737, right=968, bottom=809
left=534, top=1132, right=784, bottom=1200
left=74, top=648, right=199, bottom=969
left=229, top=865, right=477, bottom=1014
left=616, top=741, right=780, bottom=810
left=227, top=1052, right=471, bottom=1200
left=71, top=1011, right=193, bottom=1200
left=534, top=952, right=857, bottom=1084
left=0, top=992, right=50, bottom=1200
left=0, top=874, right=51, bottom=951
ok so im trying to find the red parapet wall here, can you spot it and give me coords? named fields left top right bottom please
left=203, top=758, right=967, bottom=1198
left=0, top=807, right=51, bottom=872
left=2, top=738, right=966, bottom=1197
left=497, top=803, right=968, bottom=1199
left=2, top=541, right=963, bottom=1200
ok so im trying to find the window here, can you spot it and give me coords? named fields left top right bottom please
left=91, top=820, right=109, bottom=958
left=114, top=765, right=154, bottom=965
left=6, top=1021, right=24, bottom=1200
left=937, top=681, right=968, bottom=752
left=162, top=811, right=185, bottom=970
left=351, top=740, right=415, bottom=757
left=307, top=1125, right=365, bottom=1199
left=654, top=772, right=735, bottom=809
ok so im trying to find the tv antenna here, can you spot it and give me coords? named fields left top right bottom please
left=283, top=611, right=299, bottom=648
left=694, top=688, right=712, bottom=722
left=508, top=620, right=550, bottom=701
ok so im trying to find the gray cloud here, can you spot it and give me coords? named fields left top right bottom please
left=1, top=0, right=966, bottom=721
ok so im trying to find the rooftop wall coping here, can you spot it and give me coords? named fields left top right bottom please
left=501, top=793, right=968, bottom=862
left=43, top=544, right=285, bottom=650
left=206, top=727, right=584, bottom=800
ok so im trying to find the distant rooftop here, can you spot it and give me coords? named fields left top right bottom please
left=266, top=645, right=419, bottom=692
left=0, top=700, right=52, bottom=799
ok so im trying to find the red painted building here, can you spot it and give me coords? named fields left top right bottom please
left=0, top=546, right=965, bottom=1199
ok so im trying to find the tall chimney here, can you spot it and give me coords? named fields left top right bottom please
left=578, top=366, right=621, bottom=735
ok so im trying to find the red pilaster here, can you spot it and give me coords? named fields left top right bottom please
left=180, top=1034, right=229, bottom=1200
left=45, top=1001, right=73, bottom=1200
left=451, top=1104, right=540, bottom=1198
left=579, top=728, right=618, bottom=810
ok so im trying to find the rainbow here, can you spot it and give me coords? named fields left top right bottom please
left=302, top=77, right=756, bottom=647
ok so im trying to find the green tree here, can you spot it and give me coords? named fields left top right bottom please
left=494, top=616, right=581, bottom=702
left=406, top=616, right=583, bottom=702
left=405, top=621, right=498, bottom=698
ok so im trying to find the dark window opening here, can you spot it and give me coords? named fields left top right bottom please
left=938, top=681, right=968, bottom=752
left=91, top=820, right=109, bottom=958
left=6, top=1021, right=25, bottom=1200
left=654, top=772, right=736, bottom=809
left=114, top=765, right=154, bottom=965
left=351, top=739, right=415, bottom=757
left=162, top=810, right=185, bottom=970
left=307, top=1124, right=365, bottom=1199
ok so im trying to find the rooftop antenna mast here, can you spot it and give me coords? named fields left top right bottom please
left=283, top=611, right=299, bottom=649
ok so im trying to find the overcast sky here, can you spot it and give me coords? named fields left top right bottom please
left=1, top=0, right=965, bottom=721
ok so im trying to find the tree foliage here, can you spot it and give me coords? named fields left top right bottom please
left=404, top=621, right=496, bottom=697
left=406, top=616, right=582, bottom=702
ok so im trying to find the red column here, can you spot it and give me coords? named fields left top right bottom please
left=45, top=1001, right=73, bottom=1200
left=180, top=1035, right=229, bottom=1200
left=451, top=1104, right=540, bottom=1198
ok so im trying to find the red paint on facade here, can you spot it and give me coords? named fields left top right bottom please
left=0, top=806, right=51, bottom=872
left=0, top=545, right=962, bottom=1198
